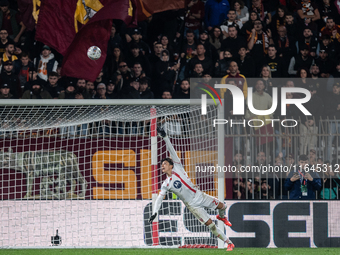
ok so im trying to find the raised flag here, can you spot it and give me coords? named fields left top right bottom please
left=136, top=0, right=186, bottom=21
left=17, top=0, right=36, bottom=31
left=36, top=0, right=137, bottom=81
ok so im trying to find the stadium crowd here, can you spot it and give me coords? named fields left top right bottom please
left=1, top=0, right=340, bottom=100
left=1, top=0, right=340, bottom=199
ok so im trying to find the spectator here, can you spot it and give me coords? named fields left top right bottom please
left=233, top=151, right=243, bottom=165
left=198, top=30, right=219, bottom=64
left=75, top=78, right=91, bottom=99
left=245, top=79, right=273, bottom=120
left=247, top=19, right=274, bottom=74
left=299, top=84, right=324, bottom=154
left=35, top=45, right=58, bottom=81
left=149, top=41, right=164, bottom=95
left=220, top=61, right=248, bottom=98
left=156, top=49, right=179, bottom=93
left=85, top=80, right=96, bottom=98
left=187, top=43, right=213, bottom=76
left=320, top=160, right=340, bottom=199
left=284, top=154, right=321, bottom=199
left=246, top=178, right=260, bottom=199
left=0, top=29, right=11, bottom=55
left=288, top=45, right=314, bottom=76
left=129, top=28, right=150, bottom=55
left=107, top=24, right=122, bottom=52
left=285, top=153, right=296, bottom=169
left=251, top=0, right=272, bottom=24
left=94, top=83, right=109, bottom=99
left=332, top=60, right=340, bottom=78
left=274, top=91, right=300, bottom=126
left=240, top=10, right=258, bottom=36
left=315, top=47, right=335, bottom=78
left=263, top=44, right=286, bottom=77
left=298, top=27, right=318, bottom=57
left=215, top=49, right=233, bottom=77
left=220, top=10, right=243, bottom=37
left=132, top=62, right=146, bottom=80
left=284, top=12, right=297, bottom=38
left=208, top=26, right=224, bottom=54
left=139, top=77, right=154, bottom=99
left=106, top=80, right=120, bottom=99
left=58, top=81, right=77, bottom=99
left=309, top=148, right=317, bottom=166
left=45, top=72, right=64, bottom=99
left=259, top=65, right=274, bottom=95
left=235, top=46, right=256, bottom=77
left=319, top=17, right=340, bottom=42
left=22, top=67, right=38, bottom=92
left=204, top=0, right=230, bottom=31
left=220, top=24, right=246, bottom=58
left=180, top=30, right=197, bottom=62
left=16, top=52, right=34, bottom=92
left=112, top=61, right=132, bottom=92
left=0, top=82, right=12, bottom=99
left=274, top=25, right=297, bottom=72
left=296, top=67, right=310, bottom=89
left=325, top=83, right=340, bottom=160
left=2, top=41, right=18, bottom=62
left=184, top=0, right=205, bottom=38
left=21, top=79, right=52, bottom=99
left=105, top=46, right=125, bottom=79
left=148, top=42, right=163, bottom=71
left=233, top=173, right=246, bottom=199
left=234, top=0, right=249, bottom=24
left=296, top=0, right=320, bottom=23
left=0, top=60, right=20, bottom=98
left=191, top=63, right=204, bottom=78
left=261, top=179, right=274, bottom=199
left=161, top=90, right=172, bottom=99
left=270, top=5, right=288, bottom=35
left=126, top=43, right=151, bottom=77
left=319, top=35, right=338, bottom=61
left=309, top=63, right=324, bottom=96
left=0, top=0, right=26, bottom=43
left=160, top=35, right=175, bottom=59
left=173, top=79, right=190, bottom=99
left=121, top=78, right=141, bottom=99
left=319, top=0, right=339, bottom=24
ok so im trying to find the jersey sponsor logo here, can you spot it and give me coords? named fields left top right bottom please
left=173, top=180, right=182, bottom=189
left=173, top=172, right=197, bottom=193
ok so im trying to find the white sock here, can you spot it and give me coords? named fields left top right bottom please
left=207, top=222, right=228, bottom=242
left=218, top=203, right=227, bottom=218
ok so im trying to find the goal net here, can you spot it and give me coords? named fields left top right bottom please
left=0, top=100, right=224, bottom=248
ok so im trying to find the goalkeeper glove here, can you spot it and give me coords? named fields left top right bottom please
left=149, top=213, right=157, bottom=223
left=157, top=126, right=166, bottom=138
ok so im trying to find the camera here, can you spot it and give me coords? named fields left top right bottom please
left=51, top=229, right=62, bottom=246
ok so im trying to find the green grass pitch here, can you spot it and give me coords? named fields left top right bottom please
left=0, top=248, right=340, bottom=255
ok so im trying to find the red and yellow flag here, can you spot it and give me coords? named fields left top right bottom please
left=36, top=0, right=137, bottom=81
left=136, top=0, right=186, bottom=21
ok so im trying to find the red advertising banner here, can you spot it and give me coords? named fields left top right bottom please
left=0, top=137, right=233, bottom=200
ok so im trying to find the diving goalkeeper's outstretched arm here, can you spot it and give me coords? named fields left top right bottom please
left=148, top=126, right=234, bottom=250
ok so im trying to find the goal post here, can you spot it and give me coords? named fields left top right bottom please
left=0, top=99, right=225, bottom=248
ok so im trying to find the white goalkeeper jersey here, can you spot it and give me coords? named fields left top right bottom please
left=159, top=137, right=199, bottom=204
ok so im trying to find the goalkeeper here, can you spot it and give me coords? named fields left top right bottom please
left=149, top=127, right=235, bottom=251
